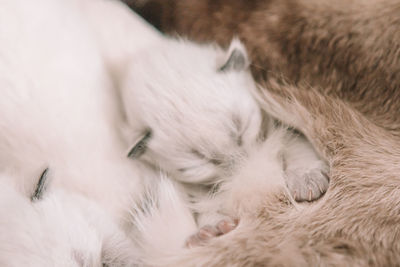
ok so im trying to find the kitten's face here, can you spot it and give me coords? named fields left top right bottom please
left=123, top=40, right=267, bottom=184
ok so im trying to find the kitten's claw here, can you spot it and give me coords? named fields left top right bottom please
left=185, top=218, right=239, bottom=248
left=286, top=164, right=329, bottom=202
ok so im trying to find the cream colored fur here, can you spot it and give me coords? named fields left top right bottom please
left=132, top=81, right=400, bottom=266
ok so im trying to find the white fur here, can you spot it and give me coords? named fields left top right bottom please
left=0, top=0, right=163, bottom=222
left=129, top=176, right=197, bottom=266
left=0, top=178, right=139, bottom=267
left=129, top=129, right=293, bottom=266
left=121, top=31, right=328, bottom=192
left=80, top=0, right=162, bottom=81
left=122, top=39, right=263, bottom=184
left=198, top=127, right=289, bottom=219
left=0, top=0, right=160, bottom=264
left=121, top=35, right=328, bottom=226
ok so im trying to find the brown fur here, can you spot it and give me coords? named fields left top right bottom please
left=123, top=0, right=400, bottom=135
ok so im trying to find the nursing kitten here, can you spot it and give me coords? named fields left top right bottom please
left=123, top=0, right=400, bottom=135
left=130, top=80, right=400, bottom=266
left=121, top=35, right=329, bottom=232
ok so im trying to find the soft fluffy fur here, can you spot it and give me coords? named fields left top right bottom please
left=129, top=176, right=198, bottom=266
left=123, top=0, right=400, bottom=135
left=121, top=36, right=330, bottom=227
left=131, top=79, right=400, bottom=266
left=118, top=2, right=400, bottom=264
left=1, top=0, right=325, bottom=226
left=6, top=0, right=396, bottom=265
left=0, top=0, right=162, bottom=264
left=0, top=0, right=301, bottom=265
left=0, top=0, right=166, bottom=224
left=0, top=177, right=140, bottom=267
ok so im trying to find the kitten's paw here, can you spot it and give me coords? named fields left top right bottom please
left=285, top=163, right=329, bottom=202
left=185, top=218, right=239, bottom=248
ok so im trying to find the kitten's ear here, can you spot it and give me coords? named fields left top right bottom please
left=219, top=38, right=249, bottom=72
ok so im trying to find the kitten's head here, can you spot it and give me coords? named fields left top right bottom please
left=122, top=39, right=268, bottom=184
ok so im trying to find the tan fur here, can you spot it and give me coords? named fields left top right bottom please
left=121, top=1, right=400, bottom=264
left=123, top=0, right=400, bottom=135
left=138, top=81, right=400, bottom=266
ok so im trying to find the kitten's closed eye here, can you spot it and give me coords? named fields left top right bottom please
left=127, top=130, right=152, bottom=159
left=31, top=167, right=50, bottom=202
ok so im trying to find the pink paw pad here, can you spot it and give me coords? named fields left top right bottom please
left=185, top=218, right=239, bottom=248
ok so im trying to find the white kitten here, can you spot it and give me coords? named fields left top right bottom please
left=121, top=37, right=329, bottom=214
left=0, top=0, right=185, bottom=264
left=0, top=0, right=162, bottom=223
left=0, top=171, right=139, bottom=267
